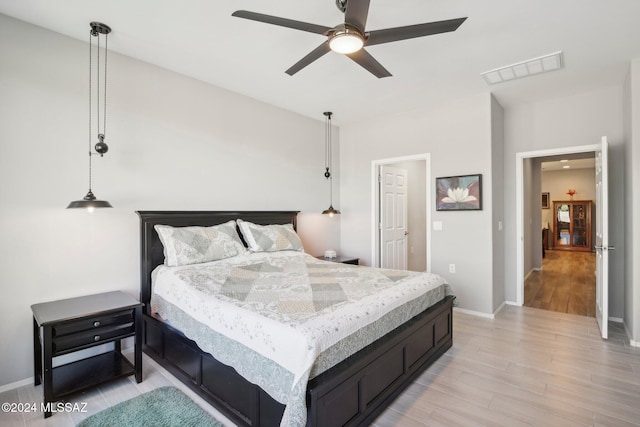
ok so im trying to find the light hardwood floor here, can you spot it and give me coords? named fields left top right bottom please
left=524, top=250, right=596, bottom=317
left=2, top=306, right=639, bottom=426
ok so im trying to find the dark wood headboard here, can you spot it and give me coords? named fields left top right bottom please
left=136, top=211, right=299, bottom=314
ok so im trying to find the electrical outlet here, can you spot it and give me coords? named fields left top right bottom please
left=449, top=264, right=456, bottom=273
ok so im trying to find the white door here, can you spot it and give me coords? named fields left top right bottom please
left=595, top=136, right=610, bottom=339
left=380, top=165, right=408, bottom=269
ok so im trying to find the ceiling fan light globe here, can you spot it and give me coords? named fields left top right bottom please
left=329, top=32, right=364, bottom=54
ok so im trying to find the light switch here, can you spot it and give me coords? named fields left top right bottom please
left=433, top=221, right=443, bottom=231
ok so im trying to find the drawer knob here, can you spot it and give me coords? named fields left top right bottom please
left=94, top=335, right=100, bottom=342
left=93, top=321, right=101, bottom=327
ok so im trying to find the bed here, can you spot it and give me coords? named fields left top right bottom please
left=138, top=211, right=455, bottom=427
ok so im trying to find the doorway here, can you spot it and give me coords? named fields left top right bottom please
left=524, top=156, right=597, bottom=316
left=371, top=154, right=431, bottom=272
left=516, top=139, right=610, bottom=338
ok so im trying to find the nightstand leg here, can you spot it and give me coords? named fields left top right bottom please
left=42, top=325, right=53, bottom=418
left=134, top=306, right=142, bottom=383
left=33, top=317, right=41, bottom=386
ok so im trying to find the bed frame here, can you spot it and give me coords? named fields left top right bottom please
left=137, top=211, right=454, bottom=427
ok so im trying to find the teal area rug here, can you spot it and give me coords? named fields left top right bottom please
left=77, top=386, right=224, bottom=427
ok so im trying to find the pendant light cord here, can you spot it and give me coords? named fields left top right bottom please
left=88, top=28, right=93, bottom=192
left=96, top=32, right=100, bottom=140
left=325, top=112, right=333, bottom=205
left=86, top=27, right=109, bottom=192
left=102, top=34, right=108, bottom=140
left=325, top=115, right=330, bottom=173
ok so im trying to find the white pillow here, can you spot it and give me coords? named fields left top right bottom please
left=154, top=221, right=247, bottom=266
left=236, top=219, right=304, bottom=252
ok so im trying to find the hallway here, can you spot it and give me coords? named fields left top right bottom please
left=524, top=250, right=596, bottom=317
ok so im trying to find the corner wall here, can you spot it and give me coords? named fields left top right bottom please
left=491, top=95, right=505, bottom=311
left=623, top=59, right=640, bottom=343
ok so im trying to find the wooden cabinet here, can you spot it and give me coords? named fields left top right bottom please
left=553, top=200, right=593, bottom=252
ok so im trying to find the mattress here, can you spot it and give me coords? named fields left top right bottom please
left=151, top=251, right=451, bottom=427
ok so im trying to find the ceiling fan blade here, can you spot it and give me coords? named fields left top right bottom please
left=232, top=10, right=332, bottom=35
left=344, top=0, right=371, bottom=32
left=285, top=42, right=332, bottom=76
left=366, top=17, right=467, bottom=46
left=346, top=48, right=392, bottom=78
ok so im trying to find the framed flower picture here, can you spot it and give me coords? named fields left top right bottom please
left=436, top=174, right=482, bottom=211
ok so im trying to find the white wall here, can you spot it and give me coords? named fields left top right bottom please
left=504, top=86, right=625, bottom=319
left=340, top=94, right=496, bottom=314
left=523, top=158, right=537, bottom=277
left=0, top=15, right=341, bottom=387
left=623, top=59, right=640, bottom=342
left=490, top=95, right=505, bottom=311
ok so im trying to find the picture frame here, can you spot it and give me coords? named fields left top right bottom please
left=541, top=192, right=550, bottom=209
left=436, top=174, right=482, bottom=211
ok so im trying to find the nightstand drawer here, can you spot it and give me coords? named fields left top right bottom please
left=52, top=310, right=134, bottom=337
left=52, top=322, right=135, bottom=355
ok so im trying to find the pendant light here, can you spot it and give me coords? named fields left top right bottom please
left=322, top=111, right=341, bottom=216
left=67, top=22, right=113, bottom=211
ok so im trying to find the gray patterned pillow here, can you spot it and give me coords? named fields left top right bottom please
left=154, top=221, right=247, bottom=266
left=236, top=219, right=304, bottom=252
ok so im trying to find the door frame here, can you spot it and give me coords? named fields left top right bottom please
left=371, top=153, right=431, bottom=271
left=515, top=144, right=599, bottom=305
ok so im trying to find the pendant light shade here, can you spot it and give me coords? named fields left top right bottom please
left=67, top=22, right=113, bottom=210
left=322, top=205, right=341, bottom=216
left=67, top=190, right=113, bottom=210
left=322, top=111, right=340, bottom=216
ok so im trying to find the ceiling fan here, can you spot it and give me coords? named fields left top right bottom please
left=232, top=0, right=467, bottom=78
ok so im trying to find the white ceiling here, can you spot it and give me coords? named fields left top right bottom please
left=2, top=0, right=640, bottom=125
left=541, top=158, right=596, bottom=171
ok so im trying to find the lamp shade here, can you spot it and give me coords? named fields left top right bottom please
left=67, top=190, right=112, bottom=209
left=322, top=205, right=341, bottom=216
left=329, top=30, right=364, bottom=54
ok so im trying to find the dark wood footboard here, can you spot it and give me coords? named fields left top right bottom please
left=142, top=295, right=454, bottom=427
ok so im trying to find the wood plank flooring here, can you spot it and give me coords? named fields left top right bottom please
left=2, top=306, right=639, bottom=426
left=524, top=250, right=596, bottom=316
left=373, top=307, right=640, bottom=427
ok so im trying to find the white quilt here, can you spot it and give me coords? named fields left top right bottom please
left=151, top=251, right=451, bottom=426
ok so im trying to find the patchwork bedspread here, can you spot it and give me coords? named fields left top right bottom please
left=151, top=251, right=451, bottom=427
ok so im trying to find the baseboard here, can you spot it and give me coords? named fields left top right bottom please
left=0, top=377, right=32, bottom=393
left=453, top=307, right=495, bottom=319
left=493, top=301, right=506, bottom=316
left=609, top=317, right=624, bottom=323
left=623, top=322, right=640, bottom=347
left=505, top=300, right=521, bottom=306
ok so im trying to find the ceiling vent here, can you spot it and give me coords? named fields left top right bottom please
left=481, top=51, right=564, bottom=85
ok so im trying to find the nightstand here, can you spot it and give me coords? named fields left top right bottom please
left=317, top=255, right=359, bottom=265
left=31, top=291, right=143, bottom=418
